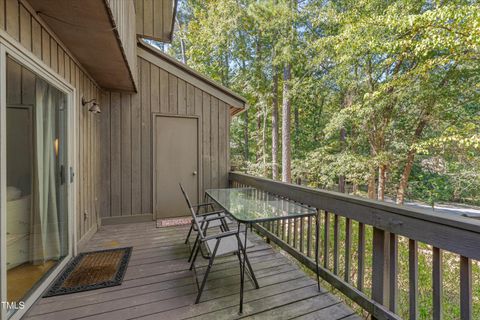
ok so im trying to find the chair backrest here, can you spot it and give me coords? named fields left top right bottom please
left=179, top=183, right=205, bottom=238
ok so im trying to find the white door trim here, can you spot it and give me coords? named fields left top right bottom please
left=0, top=30, right=77, bottom=320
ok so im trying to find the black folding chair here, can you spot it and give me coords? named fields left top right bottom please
left=179, top=184, right=259, bottom=303
left=179, top=183, right=230, bottom=261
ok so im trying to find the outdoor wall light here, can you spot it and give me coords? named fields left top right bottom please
left=82, top=97, right=101, bottom=114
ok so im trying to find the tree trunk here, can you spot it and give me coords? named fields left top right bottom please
left=396, top=117, right=429, bottom=204
left=377, top=164, right=387, bottom=201
left=368, top=168, right=376, bottom=199
left=396, top=151, right=414, bottom=205
left=272, top=71, right=279, bottom=180
left=243, top=110, right=249, bottom=162
left=338, top=127, right=347, bottom=193
left=282, top=63, right=292, bottom=183
left=338, top=91, right=352, bottom=193
left=352, top=184, right=358, bottom=193
left=256, top=110, right=262, bottom=162
left=262, top=103, right=267, bottom=176
left=175, top=17, right=187, bottom=65
left=294, top=104, right=299, bottom=153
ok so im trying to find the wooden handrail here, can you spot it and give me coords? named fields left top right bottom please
left=229, top=171, right=478, bottom=320
left=229, top=172, right=480, bottom=260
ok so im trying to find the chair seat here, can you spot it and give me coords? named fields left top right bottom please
left=205, top=234, right=253, bottom=257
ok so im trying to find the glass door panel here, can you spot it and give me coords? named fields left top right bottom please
left=5, top=56, right=69, bottom=312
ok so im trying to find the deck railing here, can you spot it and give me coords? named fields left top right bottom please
left=229, top=171, right=480, bottom=320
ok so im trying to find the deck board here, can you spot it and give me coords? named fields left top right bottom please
left=24, top=222, right=361, bottom=320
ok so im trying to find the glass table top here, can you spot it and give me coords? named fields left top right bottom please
left=205, top=188, right=317, bottom=223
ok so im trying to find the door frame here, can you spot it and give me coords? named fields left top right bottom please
left=0, top=30, right=77, bottom=320
left=151, top=113, right=202, bottom=220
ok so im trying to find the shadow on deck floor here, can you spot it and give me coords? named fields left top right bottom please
left=24, top=222, right=362, bottom=320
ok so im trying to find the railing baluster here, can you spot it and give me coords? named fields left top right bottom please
left=287, top=218, right=291, bottom=245
left=372, top=228, right=389, bottom=306
left=307, top=216, right=312, bottom=257
left=460, top=255, right=472, bottom=320
left=276, top=219, right=280, bottom=238
left=281, top=218, right=285, bottom=241
left=409, top=239, right=418, bottom=320
left=294, top=217, right=298, bottom=249
left=432, top=247, right=442, bottom=320
left=300, top=216, right=305, bottom=253
left=389, top=233, right=398, bottom=313
left=345, top=218, right=351, bottom=283
left=357, top=222, right=365, bottom=291
left=333, top=214, right=340, bottom=274
left=324, top=211, right=330, bottom=269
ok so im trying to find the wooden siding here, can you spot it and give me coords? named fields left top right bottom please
left=135, top=0, right=175, bottom=42
left=138, top=43, right=246, bottom=112
left=0, top=0, right=102, bottom=242
left=100, top=56, right=231, bottom=219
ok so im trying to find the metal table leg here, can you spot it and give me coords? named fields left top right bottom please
left=239, top=222, right=248, bottom=314
left=315, top=210, right=320, bottom=291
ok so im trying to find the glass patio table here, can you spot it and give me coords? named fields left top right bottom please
left=205, top=187, right=320, bottom=314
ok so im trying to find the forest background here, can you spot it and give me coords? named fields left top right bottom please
left=156, top=0, right=480, bottom=208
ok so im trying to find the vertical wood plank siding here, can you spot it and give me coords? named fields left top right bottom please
left=1, top=1, right=102, bottom=242
left=134, top=0, right=174, bottom=42
left=100, top=56, right=232, bottom=218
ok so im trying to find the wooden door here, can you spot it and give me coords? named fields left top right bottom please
left=153, top=115, right=198, bottom=219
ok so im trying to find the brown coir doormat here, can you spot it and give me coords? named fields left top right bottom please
left=44, top=247, right=132, bottom=297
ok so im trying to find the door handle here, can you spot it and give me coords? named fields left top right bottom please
left=192, top=171, right=197, bottom=175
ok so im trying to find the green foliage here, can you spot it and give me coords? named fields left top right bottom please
left=408, top=162, right=455, bottom=206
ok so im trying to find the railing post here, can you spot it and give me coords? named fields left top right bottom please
left=432, top=247, right=442, bottom=320
left=372, top=227, right=390, bottom=313
left=460, top=255, right=472, bottom=320
left=409, top=239, right=418, bottom=320
left=389, top=233, right=398, bottom=313
left=357, top=222, right=365, bottom=291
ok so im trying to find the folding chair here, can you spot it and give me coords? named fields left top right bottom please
left=179, top=183, right=230, bottom=261
left=180, top=185, right=259, bottom=303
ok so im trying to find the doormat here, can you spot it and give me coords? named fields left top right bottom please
left=44, top=247, right=132, bottom=297
left=156, top=217, right=192, bottom=228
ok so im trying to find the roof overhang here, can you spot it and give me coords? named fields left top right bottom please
left=138, top=40, right=247, bottom=115
left=27, top=0, right=136, bottom=92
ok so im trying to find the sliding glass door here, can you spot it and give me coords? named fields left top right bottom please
left=4, top=55, right=70, bottom=317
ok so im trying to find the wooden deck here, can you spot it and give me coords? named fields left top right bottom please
left=24, top=222, right=361, bottom=320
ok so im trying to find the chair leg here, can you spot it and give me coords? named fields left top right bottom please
left=220, top=217, right=230, bottom=232
left=188, top=233, right=200, bottom=263
left=185, top=223, right=194, bottom=244
left=190, top=241, right=201, bottom=271
left=195, top=241, right=219, bottom=304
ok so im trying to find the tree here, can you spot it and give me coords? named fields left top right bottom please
left=282, top=63, right=292, bottom=182
left=272, top=69, right=280, bottom=180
